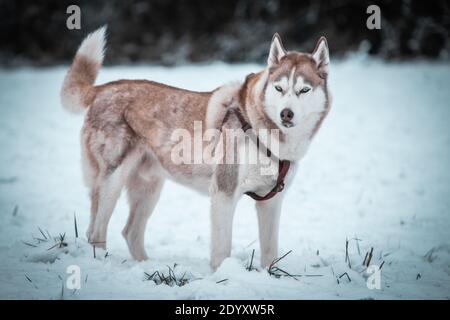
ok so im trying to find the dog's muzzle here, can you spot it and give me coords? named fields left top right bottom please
left=280, top=108, right=294, bottom=128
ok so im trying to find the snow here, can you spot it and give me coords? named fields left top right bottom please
left=0, top=59, right=449, bottom=299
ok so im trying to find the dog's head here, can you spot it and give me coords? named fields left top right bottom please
left=263, top=33, right=330, bottom=130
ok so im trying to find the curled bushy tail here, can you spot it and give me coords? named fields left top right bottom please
left=60, top=26, right=107, bottom=113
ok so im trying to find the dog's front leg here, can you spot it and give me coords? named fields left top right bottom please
left=256, top=194, right=284, bottom=268
left=209, top=133, right=239, bottom=271
left=210, top=191, right=237, bottom=271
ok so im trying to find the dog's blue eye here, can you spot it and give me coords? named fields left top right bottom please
left=300, top=87, right=311, bottom=93
left=275, top=85, right=283, bottom=93
left=297, top=87, right=311, bottom=95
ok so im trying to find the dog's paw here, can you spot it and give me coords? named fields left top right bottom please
left=210, top=256, right=226, bottom=271
left=88, top=237, right=107, bottom=250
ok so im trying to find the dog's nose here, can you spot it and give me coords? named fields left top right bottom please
left=280, top=108, right=294, bottom=122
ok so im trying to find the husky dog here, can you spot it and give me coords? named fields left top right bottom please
left=60, top=26, right=331, bottom=269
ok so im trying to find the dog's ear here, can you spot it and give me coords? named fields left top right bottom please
left=312, top=36, right=330, bottom=78
left=268, top=33, right=287, bottom=68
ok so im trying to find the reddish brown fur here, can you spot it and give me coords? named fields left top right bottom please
left=269, top=53, right=324, bottom=87
left=239, top=72, right=286, bottom=142
left=61, top=29, right=331, bottom=266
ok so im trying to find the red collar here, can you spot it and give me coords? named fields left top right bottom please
left=245, top=159, right=291, bottom=201
left=224, top=108, right=291, bottom=201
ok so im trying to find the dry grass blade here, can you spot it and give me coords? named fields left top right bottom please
left=74, top=213, right=78, bottom=238
left=25, top=274, right=38, bottom=289
left=345, top=238, right=352, bottom=269
left=268, top=250, right=303, bottom=280
left=144, top=271, right=159, bottom=281
left=362, top=251, right=368, bottom=266
left=246, top=249, right=255, bottom=271
left=46, top=243, right=59, bottom=251
left=12, top=205, right=18, bottom=216
left=366, top=247, right=374, bottom=267
left=58, top=233, right=67, bottom=247
left=47, top=233, right=68, bottom=250
left=33, top=236, right=47, bottom=243
left=38, top=227, right=48, bottom=240
left=216, top=278, right=228, bottom=284
left=179, top=271, right=187, bottom=286
left=157, top=271, right=167, bottom=284
left=269, top=266, right=299, bottom=280
left=245, top=239, right=257, bottom=248
left=60, top=282, right=64, bottom=300
left=354, top=236, right=361, bottom=256
left=22, top=241, right=37, bottom=247
left=270, top=250, right=292, bottom=266
left=144, top=264, right=189, bottom=287
left=345, top=238, right=349, bottom=263
left=338, top=272, right=351, bottom=283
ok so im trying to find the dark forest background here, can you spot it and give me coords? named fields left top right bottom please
left=0, top=0, right=449, bottom=67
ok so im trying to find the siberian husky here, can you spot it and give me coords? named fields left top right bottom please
left=60, top=26, right=331, bottom=269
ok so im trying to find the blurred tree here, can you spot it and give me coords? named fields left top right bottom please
left=0, top=0, right=448, bottom=66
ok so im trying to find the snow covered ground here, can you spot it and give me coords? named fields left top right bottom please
left=0, top=58, right=449, bottom=299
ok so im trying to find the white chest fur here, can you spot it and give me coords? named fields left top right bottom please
left=280, top=111, right=322, bottom=160
left=236, top=112, right=321, bottom=197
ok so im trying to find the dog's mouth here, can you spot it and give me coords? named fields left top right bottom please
left=282, top=121, right=294, bottom=128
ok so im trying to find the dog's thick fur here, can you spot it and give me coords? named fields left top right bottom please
left=60, top=27, right=331, bottom=269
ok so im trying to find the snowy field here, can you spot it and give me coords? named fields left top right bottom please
left=0, top=58, right=449, bottom=299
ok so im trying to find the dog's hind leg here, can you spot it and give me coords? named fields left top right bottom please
left=122, top=155, right=164, bottom=261
left=88, top=166, right=127, bottom=249
left=88, top=147, right=140, bottom=249
left=81, top=132, right=101, bottom=241
left=86, top=186, right=99, bottom=240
